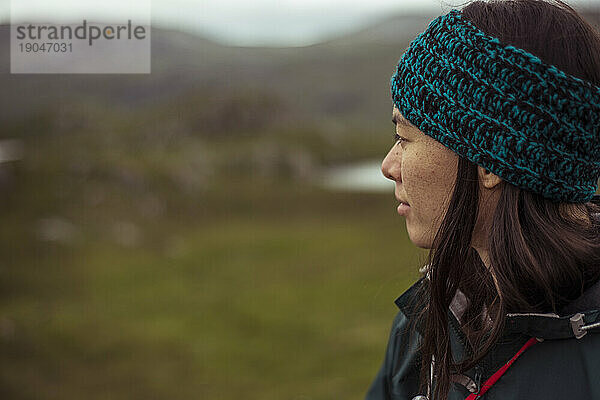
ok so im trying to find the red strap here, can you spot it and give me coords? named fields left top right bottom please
left=465, top=337, right=539, bottom=399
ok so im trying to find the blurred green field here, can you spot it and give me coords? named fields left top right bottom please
left=0, top=123, right=426, bottom=399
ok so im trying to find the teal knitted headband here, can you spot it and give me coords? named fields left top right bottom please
left=390, top=9, right=600, bottom=203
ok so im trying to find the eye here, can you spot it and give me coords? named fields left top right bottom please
left=393, top=133, right=406, bottom=145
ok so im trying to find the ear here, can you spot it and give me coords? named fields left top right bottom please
left=478, top=166, right=502, bottom=189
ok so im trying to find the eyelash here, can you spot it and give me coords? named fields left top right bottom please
left=393, top=133, right=406, bottom=145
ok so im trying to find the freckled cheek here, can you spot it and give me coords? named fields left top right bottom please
left=403, top=155, right=454, bottom=214
left=402, top=150, right=435, bottom=181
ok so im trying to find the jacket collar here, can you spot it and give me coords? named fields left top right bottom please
left=506, top=276, right=600, bottom=340
left=561, top=275, right=600, bottom=315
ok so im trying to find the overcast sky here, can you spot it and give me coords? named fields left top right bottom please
left=2, top=0, right=599, bottom=46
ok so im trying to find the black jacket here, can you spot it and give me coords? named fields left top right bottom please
left=365, top=195, right=600, bottom=400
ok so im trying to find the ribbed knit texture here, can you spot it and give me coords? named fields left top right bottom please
left=391, top=9, right=600, bottom=203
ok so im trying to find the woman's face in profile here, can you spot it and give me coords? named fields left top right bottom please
left=381, top=107, right=459, bottom=248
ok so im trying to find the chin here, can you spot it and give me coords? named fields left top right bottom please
left=411, top=240, right=433, bottom=249
left=407, top=227, right=434, bottom=249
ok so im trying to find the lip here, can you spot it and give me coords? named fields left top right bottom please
left=394, top=193, right=408, bottom=204
left=395, top=194, right=410, bottom=204
left=397, top=202, right=411, bottom=216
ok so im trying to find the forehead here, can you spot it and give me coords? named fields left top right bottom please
left=392, top=107, right=412, bottom=126
left=392, top=107, right=435, bottom=144
left=391, top=107, right=457, bottom=159
left=392, top=107, right=418, bottom=132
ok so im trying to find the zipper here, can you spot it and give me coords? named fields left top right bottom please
left=474, top=368, right=483, bottom=395
left=448, top=310, right=483, bottom=394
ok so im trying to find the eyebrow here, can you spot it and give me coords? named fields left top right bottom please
left=392, top=114, right=411, bottom=127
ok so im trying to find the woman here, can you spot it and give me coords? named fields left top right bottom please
left=367, top=0, right=600, bottom=399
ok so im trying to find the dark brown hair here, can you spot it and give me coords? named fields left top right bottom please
left=415, top=1, right=600, bottom=398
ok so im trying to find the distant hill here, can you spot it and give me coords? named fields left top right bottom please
left=0, top=9, right=598, bottom=130
left=0, top=13, right=430, bottom=128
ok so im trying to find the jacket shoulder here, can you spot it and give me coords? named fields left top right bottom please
left=490, top=333, right=600, bottom=399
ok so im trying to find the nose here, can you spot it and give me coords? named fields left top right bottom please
left=381, top=146, right=401, bottom=182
